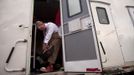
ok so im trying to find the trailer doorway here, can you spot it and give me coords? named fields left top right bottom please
left=31, top=0, right=63, bottom=74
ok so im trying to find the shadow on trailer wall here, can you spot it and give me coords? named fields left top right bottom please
left=31, top=0, right=63, bottom=74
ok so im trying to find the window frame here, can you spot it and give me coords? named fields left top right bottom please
left=96, top=7, right=110, bottom=24
left=66, top=0, right=83, bottom=18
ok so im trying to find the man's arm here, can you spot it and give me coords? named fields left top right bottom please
left=43, top=25, right=54, bottom=51
left=44, top=27, right=54, bottom=44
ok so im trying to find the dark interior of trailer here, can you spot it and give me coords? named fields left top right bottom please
left=31, top=0, right=63, bottom=73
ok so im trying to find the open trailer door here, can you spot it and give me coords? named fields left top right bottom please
left=60, top=0, right=102, bottom=72
left=0, top=0, right=33, bottom=75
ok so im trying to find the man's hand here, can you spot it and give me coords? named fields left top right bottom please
left=43, top=43, right=49, bottom=53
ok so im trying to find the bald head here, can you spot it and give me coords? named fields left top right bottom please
left=36, top=21, right=43, bottom=26
left=36, top=21, right=46, bottom=30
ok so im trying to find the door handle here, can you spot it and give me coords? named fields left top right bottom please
left=6, top=47, right=15, bottom=64
left=5, top=39, right=27, bottom=72
left=100, top=42, right=106, bottom=55
left=19, top=24, right=29, bottom=28
left=6, top=39, right=27, bottom=64
left=100, top=41, right=107, bottom=63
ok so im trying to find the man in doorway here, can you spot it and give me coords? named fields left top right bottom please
left=36, top=21, right=61, bottom=72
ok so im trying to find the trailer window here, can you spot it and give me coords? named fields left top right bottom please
left=96, top=7, right=110, bottom=24
left=127, top=6, right=134, bottom=27
left=67, top=0, right=82, bottom=17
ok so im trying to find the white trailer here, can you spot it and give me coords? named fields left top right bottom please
left=0, top=0, right=134, bottom=75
